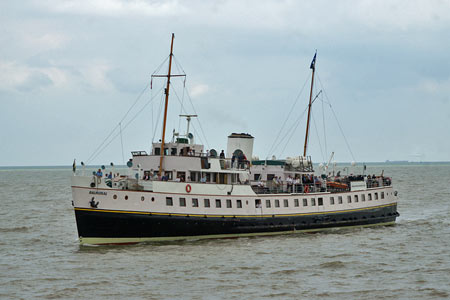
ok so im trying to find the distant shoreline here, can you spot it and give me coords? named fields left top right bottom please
left=1, top=161, right=450, bottom=169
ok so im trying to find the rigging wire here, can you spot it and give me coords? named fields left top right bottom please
left=311, top=111, right=325, bottom=163
left=184, top=90, right=210, bottom=150
left=171, top=83, right=206, bottom=147
left=86, top=83, right=150, bottom=164
left=151, top=86, right=166, bottom=143
left=266, top=75, right=310, bottom=159
left=277, top=106, right=308, bottom=158
left=317, top=74, right=357, bottom=162
left=119, top=122, right=125, bottom=165
left=320, top=83, right=328, bottom=158
left=88, top=85, right=164, bottom=164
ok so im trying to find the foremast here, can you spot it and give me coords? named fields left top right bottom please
left=303, top=51, right=317, bottom=157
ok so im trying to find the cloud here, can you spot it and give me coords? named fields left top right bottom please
left=189, top=83, right=209, bottom=98
left=42, top=0, right=188, bottom=17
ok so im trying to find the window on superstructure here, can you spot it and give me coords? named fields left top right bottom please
left=338, top=196, right=343, bottom=204
left=179, top=198, right=186, bottom=207
left=226, top=199, right=232, bottom=208
left=375, top=193, right=379, bottom=200
left=303, top=198, right=308, bottom=206
left=171, top=148, right=177, bottom=155
left=311, top=198, right=316, bottom=206
left=347, top=195, right=352, bottom=203
left=361, top=194, right=366, bottom=201
left=330, top=197, right=335, bottom=205
left=368, top=193, right=372, bottom=201
left=204, top=199, right=210, bottom=207
left=237, top=200, right=242, bottom=208
left=275, top=199, right=280, bottom=207
left=294, top=199, right=299, bottom=207
left=266, top=199, right=271, bottom=208
left=166, top=197, right=173, bottom=206
left=267, top=174, right=275, bottom=181
left=354, top=195, right=358, bottom=202
left=192, top=198, right=199, bottom=207
left=254, top=174, right=261, bottom=181
left=190, top=172, right=197, bottom=182
left=283, top=199, right=289, bottom=207
left=215, top=199, right=221, bottom=208
left=318, top=197, right=323, bottom=206
left=255, top=199, right=262, bottom=208
left=154, top=147, right=161, bottom=155
left=381, top=192, right=385, bottom=199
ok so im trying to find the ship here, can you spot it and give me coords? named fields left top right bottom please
left=71, top=34, right=399, bottom=245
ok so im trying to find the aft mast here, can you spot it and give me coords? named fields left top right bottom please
left=303, top=51, right=317, bottom=157
left=158, top=33, right=175, bottom=176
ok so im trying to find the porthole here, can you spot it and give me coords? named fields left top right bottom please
left=141, top=196, right=145, bottom=201
left=151, top=197, right=155, bottom=202
left=113, top=194, right=117, bottom=199
left=125, top=195, right=128, bottom=200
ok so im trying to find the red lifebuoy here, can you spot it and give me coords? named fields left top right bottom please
left=186, top=184, right=192, bottom=193
left=304, top=185, right=309, bottom=193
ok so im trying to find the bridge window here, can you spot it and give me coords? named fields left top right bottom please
left=192, top=198, right=199, bottom=207
left=179, top=197, right=186, bottom=207
left=166, top=197, right=173, bottom=206
left=204, top=199, right=210, bottom=207
left=254, top=174, right=261, bottom=180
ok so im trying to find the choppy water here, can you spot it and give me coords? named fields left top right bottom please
left=0, top=164, right=449, bottom=299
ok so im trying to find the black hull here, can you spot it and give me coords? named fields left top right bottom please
left=74, top=203, right=398, bottom=244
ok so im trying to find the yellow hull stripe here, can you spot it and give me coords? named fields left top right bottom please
left=75, top=202, right=397, bottom=218
left=79, top=221, right=396, bottom=245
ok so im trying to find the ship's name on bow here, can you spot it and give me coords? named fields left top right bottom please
left=89, top=191, right=107, bottom=195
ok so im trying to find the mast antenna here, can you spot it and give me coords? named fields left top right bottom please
left=303, top=51, right=317, bottom=157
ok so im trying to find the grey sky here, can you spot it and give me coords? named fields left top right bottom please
left=1, top=0, right=449, bottom=166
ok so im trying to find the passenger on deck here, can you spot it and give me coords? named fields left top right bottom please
left=96, top=169, right=103, bottom=178
left=107, top=172, right=113, bottom=179
left=220, top=150, right=225, bottom=159
left=231, top=154, right=236, bottom=168
left=201, top=175, right=207, bottom=183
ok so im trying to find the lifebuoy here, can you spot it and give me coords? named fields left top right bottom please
left=304, top=185, right=309, bottom=193
left=186, top=184, right=192, bottom=193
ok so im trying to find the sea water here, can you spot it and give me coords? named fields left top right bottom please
left=0, top=164, right=449, bottom=299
